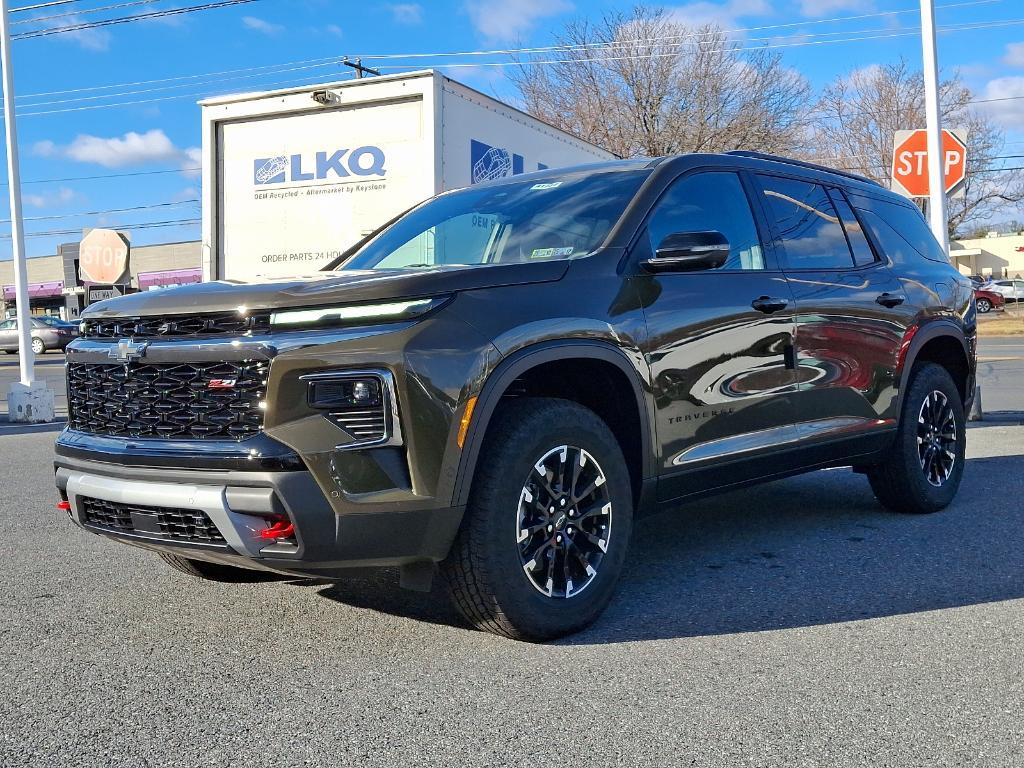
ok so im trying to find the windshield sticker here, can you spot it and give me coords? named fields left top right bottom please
left=530, top=182, right=563, bottom=190
left=531, top=247, right=575, bottom=259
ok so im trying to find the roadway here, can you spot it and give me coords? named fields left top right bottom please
left=2, top=420, right=1023, bottom=765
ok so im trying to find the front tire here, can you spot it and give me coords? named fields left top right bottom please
left=30, top=337, right=44, bottom=355
left=867, top=363, right=965, bottom=514
left=442, top=397, right=633, bottom=641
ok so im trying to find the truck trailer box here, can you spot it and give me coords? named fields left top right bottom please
left=200, top=70, right=615, bottom=281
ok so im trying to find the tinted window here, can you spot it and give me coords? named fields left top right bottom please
left=343, top=170, right=650, bottom=270
left=855, top=197, right=948, bottom=265
left=827, top=188, right=876, bottom=267
left=646, top=172, right=765, bottom=270
left=0, top=320, right=12, bottom=330
left=757, top=176, right=854, bottom=270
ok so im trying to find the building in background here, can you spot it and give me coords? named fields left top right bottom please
left=951, top=232, right=1024, bottom=279
left=0, top=240, right=200, bottom=319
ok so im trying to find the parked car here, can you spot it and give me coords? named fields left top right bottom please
left=0, top=316, right=76, bottom=354
left=974, top=287, right=1005, bottom=313
left=988, top=279, right=1024, bottom=302
left=35, top=315, right=80, bottom=331
left=55, top=152, right=976, bottom=641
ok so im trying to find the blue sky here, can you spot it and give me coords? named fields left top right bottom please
left=3, top=0, right=1023, bottom=260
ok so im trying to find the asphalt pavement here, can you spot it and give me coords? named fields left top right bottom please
left=3, top=421, right=1024, bottom=766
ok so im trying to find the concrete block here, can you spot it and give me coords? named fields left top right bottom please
left=7, top=380, right=55, bottom=423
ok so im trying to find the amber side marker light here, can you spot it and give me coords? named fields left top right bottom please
left=457, top=396, right=478, bottom=449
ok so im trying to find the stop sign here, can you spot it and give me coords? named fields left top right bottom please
left=79, top=228, right=129, bottom=284
left=891, top=128, right=968, bottom=198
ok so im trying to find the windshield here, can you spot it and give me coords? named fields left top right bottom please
left=340, top=170, right=649, bottom=271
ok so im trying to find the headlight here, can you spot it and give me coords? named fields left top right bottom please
left=269, top=296, right=449, bottom=329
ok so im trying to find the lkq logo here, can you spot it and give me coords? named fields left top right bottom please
left=253, top=146, right=387, bottom=186
left=469, top=139, right=549, bottom=185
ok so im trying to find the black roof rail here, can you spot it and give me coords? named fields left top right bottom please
left=724, top=150, right=883, bottom=188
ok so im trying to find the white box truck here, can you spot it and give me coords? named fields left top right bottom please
left=200, top=70, right=615, bottom=281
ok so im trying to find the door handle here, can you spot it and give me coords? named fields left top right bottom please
left=875, top=292, right=906, bottom=308
left=751, top=296, right=789, bottom=314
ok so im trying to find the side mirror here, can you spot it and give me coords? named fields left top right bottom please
left=642, top=230, right=730, bottom=273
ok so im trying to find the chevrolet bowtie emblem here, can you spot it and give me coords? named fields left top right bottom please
left=108, top=338, right=149, bottom=362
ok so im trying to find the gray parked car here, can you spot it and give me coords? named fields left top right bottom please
left=0, top=316, right=77, bottom=354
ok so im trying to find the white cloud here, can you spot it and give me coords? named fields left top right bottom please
left=388, top=3, right=424, bottom=25
left=976, top=76, right=1024, bottom=130
left=325, top=23, right=343, bottom=37
left=797, top=0, right=868, bottom=18
left=24, top=186, right=77, bottom=209
left=1004, top=42, right=1024, bottom=68
left=33, top=130, right=199, bottom=172
left=669, top=0, right=771, bottom=29
left=464, top=0, right=572, bottom=42
left=48, top=13, right=112, bottom=51
left=172, top=187, right=200, bottom=203
left=242, top=16, right=284, bottom=35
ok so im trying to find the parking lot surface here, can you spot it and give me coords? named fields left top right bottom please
left=3, top=420, right=1023, bottom=766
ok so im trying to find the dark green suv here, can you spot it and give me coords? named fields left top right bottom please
left=56, top=152, right=976, bottom=640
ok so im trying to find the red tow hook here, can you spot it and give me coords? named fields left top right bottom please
left=258, top=519, right=295, bottom=540
left=56, top=500, right=71, bottom=511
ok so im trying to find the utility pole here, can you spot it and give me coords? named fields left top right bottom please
left=0, top=0, right=53, bottom=422
left=920, top=0, right=949, bottom=252
left=341, top=57, right=380, bottom=79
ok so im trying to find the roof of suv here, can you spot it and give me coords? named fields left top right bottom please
left=479, top=151, right=887, bottom=198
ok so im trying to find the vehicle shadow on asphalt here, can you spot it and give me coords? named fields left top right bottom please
left=312, top=454, right=1024, bottom=644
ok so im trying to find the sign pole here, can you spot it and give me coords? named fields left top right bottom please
left=0, top=0, right=53, bottom=422
left=0, top=0, right=33, bottom=386
left=920, top=0, right=949, bottom=252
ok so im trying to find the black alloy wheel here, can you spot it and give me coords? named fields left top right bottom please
left=917, top=390, right=958, bottom=487
left=516, top=445, right=612, bottom=599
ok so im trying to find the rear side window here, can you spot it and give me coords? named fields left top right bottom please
left=757, top=175, right=854, bottom=270
left=854, top=197, right=948, bottom=265
left=827, top=188, right=877, bottom=267
left=646, top=171, right=765, bottom=270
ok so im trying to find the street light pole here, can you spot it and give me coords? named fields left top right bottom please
left=0, top=0, right=53, bottom=422
left=0, top=0, right=33, bottom=385
left=920, top=0, right=949, bottom=252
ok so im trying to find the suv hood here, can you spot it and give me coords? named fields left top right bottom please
left=84, top=260, right=570, bottom=318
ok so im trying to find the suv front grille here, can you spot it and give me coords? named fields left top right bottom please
left=67, top=361, right=268, bottom=440
left=81, top=311, right=271, bottom=340
left=81, top=496, right=226, bottom=545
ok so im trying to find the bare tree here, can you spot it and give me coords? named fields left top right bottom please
left=510, top=7, right=812, bottom=159
left=811, top=59, right=1023, bottom=236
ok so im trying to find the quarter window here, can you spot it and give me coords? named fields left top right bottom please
left=757, top=176, right=854, bottom=270
left=645, top=171, right=765, bottom=270
left=827, top=188, right=877, bottom=267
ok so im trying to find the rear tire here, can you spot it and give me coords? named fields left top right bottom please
left=158, top=552, right=280, bottom=583
left=976, top=297, right=992, bottom=313
left=442, top=397, right=633, bottom=641
left=867, top=363, right=965, bottom=514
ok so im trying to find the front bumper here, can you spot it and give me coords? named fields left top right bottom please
left=54, top=451, right=464, bottom=579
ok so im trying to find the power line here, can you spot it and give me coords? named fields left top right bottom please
left=11, top=0, right=262, bottom=40
left=9, top=0, right=83, bottom=12
left=0, top=166, right=200, bottom=186
left=0, top=198, right=197, bottom=224
left=0, top=217, right=200, bottom=240
left=11, top=0, right=160, bottom=26
left=347, top=0, right=1003, bottom=61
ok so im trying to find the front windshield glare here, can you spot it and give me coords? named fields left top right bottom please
left=343, top=170, right=649, bottom=271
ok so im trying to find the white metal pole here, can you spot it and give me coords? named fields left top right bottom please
left=920, top=0, right=949, bottom=252
left=0, top=0, right=33, bottom=385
